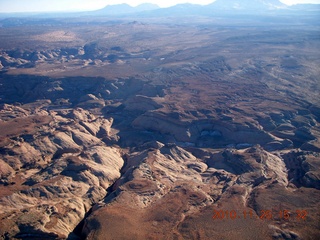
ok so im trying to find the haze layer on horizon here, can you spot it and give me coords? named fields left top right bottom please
left=1, top=0, right=320, bottom=13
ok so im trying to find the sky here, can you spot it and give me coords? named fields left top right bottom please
left=0, top=0, right=320, bottom=13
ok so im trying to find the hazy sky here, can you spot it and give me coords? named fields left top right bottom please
left=0, top=0, right=320, bottom=13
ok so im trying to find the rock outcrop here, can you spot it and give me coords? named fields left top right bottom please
left=0, top=107, right=124, bottom=239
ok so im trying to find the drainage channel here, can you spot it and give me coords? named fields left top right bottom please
left=68, top=153, right=130, bottom=239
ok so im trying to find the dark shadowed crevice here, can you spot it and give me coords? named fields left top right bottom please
left=68, top=153, right=130, bottom=239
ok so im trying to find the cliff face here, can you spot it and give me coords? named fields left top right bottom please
left=0, top=16, right=320, bottom=239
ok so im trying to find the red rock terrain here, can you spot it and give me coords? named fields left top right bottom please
left=0, top=14, right=319, bottom=240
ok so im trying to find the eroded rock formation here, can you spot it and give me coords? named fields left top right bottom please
left=0, top=16, right=320, bottom=239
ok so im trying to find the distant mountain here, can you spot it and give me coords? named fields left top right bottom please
left=208, top=0, right=287, bottom=11
left=88, top=1, right=320, bottom=17
left=92, top=3, right=159, bottom=15
left=135, top=3, right=160, bottom=12
left=148, top=3, right=204, bottom=17
left=1, top=1, right=319, bottom=18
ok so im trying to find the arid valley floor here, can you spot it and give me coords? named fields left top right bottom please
left=0, top=7, right=320, bottom=240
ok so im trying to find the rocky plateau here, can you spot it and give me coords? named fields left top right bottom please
left=0, top=9, right=320, bottom=240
